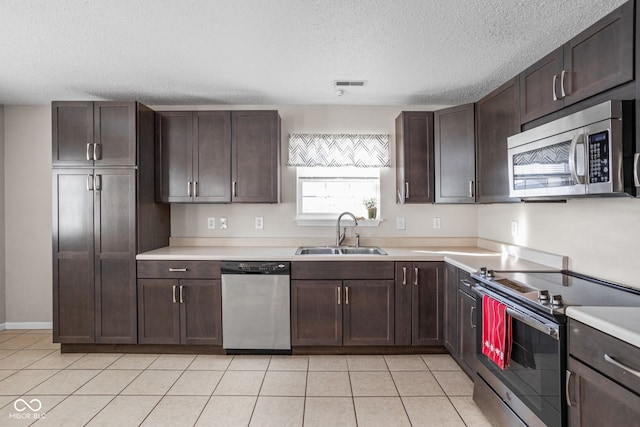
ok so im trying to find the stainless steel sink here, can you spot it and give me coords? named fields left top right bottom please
left=295, top=246, right=387, bottom=255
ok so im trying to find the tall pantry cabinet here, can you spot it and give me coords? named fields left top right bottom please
left=52, top=101, right=170, bottom=344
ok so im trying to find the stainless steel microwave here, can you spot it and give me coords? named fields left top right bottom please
left=507, top=100, right=639, bottom=199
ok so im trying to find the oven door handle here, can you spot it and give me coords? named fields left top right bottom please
left=505, top=307, right=559, bottom=340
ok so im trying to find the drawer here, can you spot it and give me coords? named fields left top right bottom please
left=291, top=261, right=395, bottom=280
left=569, top=319, right=640, bottom=394
left=137, top=260, right=221, bottom=279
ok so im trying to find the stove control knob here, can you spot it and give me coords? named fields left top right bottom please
left=538, top=290, right=550, bottom=302
left=479, top=267, right=487, bottom=277
left=551, top=294, right=563, bottom=307
left=487, top=270, right=496, bottom=278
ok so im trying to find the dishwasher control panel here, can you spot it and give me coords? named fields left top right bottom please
left=221, top=261, right=290, bottom=274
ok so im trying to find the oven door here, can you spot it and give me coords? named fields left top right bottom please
left=474, top=286, right=566, bottom=427
left=508, top=128, right=587, bottom=199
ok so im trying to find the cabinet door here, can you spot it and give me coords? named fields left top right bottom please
left=395, top=112, right=434, bottom=203
left=411, top=262, right=443, bottom=346
left=138, top=279, right=181, bottom=344
left=94, top=169, right=137, bottom=344
left=93, top=102, right=137, bottom=166
left=52, top=169, right=95, bottom=343
left=343, top=280, right=395, bottom=346
left=434, top=104, right=476, bottom=203
left=563, top=1, right=634, bottom=107
left=193, top=111, right=232, bottom=202
left=156, top=111, right=193, bottom=202
left=476, top=76, right=521, bottom=203
left=179, top=280, right=222, bottom=345
left=395, top=262, right=413, bottom=346
left=443, top=264, right=458, bottom=355
left=52, top=101, right=94, bottom=166
left=567, top=356, right=640, bottom=427
left=520, top=48, right=564, bottom=123
left=231, top=111, right=280, bottom=203
left=458, top=290, right=477, bottom=377
left=291, top=280, right=342, bottom=346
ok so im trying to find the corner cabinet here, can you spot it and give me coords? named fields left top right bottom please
left=395, top=262, right=444, bottom=346
left=137, top=261, right=222, bottom=345
left=291, top=262, right=395, bottom=346
left=395, top=111, right=435, bottom=203
left=520, top=1, right=634, bottom=123
left=434, top=104, right=476, bottom=203
left=475, top=77, right=521, bottom=203
left=156, top=110, right=280, bottom=203
left=52, top=101, right=170, bottom=344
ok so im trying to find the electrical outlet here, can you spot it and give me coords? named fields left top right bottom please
left=207, top=217, right=215, bottom=229
left=511, top=220, right=518, bottom=236
left=220, top=217, right=228, bottom=229
left=433, top=217, right=441, bottom=229
left=396, top=217, right=406, bottom=230
left=255, top=216, right=264, bottom=229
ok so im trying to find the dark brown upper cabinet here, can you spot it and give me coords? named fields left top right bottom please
left=475, top=77, right=521, bottom=204
left=52, top=101, right=138, bottom=167
left=231, top=111, right=281, bottom=203
left=156, top=110, right=280, bottom=203
left=156, top=111, right=232, bottom=203
left=395, top=111, right=434, bottom=203
left=520, top=1, right=633, bottom=123
left=434, top=104, right=476, bottom=203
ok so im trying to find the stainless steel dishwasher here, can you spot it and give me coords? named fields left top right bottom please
left=220, top=261, right=291, bottom=353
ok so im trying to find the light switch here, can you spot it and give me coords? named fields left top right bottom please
left=396, top=217, right=406, bottom=230
left=207, top=217, right=216, bottom=229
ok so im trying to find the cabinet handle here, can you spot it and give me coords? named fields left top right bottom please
left=172, top=285, right=177, bottom=303
left=552, top=74, right=559, bottom=101
left=469, top=180, right=474, bottom=198
left=345, top=286, right=349, bottom=304
left=604, top=354, right=640, bottom=378
left=470, top=306, right=476, bottom=328
left=560, top=69, right=568, bottom=98
left=413, top=268, right=419, bottom=286
left=337, top=286, right=341, bottom=305
left=233, top=181, right=237, bottom=197
left=633, top=153, right=639, bottom=187
left=402, top=267, right=407, bottom=285
left=86, top=143, right=94, bottom=161
left=187, top=181, right=192, bottom=197
left=168, top=268, right=187, bottom=272
left=94, top=175, right=101, bottom=191
left=179, top=285, right=184, bottom=303
left=405, top=182, right=410, bottom=199
left=193, top=181, right=198, bottom=197
left=565, top=370, right=575, bottom=407
left=87, top=174, right=94, bottom=191
left=93, top=143, right=101, bottom=160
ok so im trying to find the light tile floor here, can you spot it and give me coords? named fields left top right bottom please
left=0, top=330, right=492, bottom=426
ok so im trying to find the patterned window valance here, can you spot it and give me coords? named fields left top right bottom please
left=287, top=133, right=390, bottom=167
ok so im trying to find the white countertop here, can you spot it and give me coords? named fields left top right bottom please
left=136, top=245, right=558, bottom=274
left=566, top=306, right=640, bottom=348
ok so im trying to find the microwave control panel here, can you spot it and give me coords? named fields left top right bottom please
left=588, top=131, right=609, bottom=183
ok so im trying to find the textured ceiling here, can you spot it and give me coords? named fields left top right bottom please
left=0, top=0, right=629, bottom=106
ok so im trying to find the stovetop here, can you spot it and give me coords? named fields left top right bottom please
left=472, top=268, right=640, bottom=317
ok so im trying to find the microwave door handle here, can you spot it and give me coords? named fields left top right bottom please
left=568, top=132, right=585, bottom=185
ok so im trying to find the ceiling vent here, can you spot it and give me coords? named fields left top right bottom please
left=334, top=80, right=367, bottom=87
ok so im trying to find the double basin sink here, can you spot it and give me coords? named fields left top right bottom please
left=296, top=246, right=388, bottom=255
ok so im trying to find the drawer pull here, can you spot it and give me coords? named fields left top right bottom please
left=169, top=268, right=188, bottom=272
left=604, top=354, right=640, bottom=378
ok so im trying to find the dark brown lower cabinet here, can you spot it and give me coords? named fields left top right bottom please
left=138, top=279, right=222, bottom=345
left=458, top=286, right=477, bottom=376
left=290, top=279, right=394, bottom=346
left=395, top=262, right=444, bottom=346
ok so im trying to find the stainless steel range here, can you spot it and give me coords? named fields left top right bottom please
left=471, top=268, right=640, bottom=427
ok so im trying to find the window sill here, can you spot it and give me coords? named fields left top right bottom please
left=295, top=217, right=383, bottom=227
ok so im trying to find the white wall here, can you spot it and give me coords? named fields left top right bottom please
left=165, top=105, right=478, bottom=240
left=0, top=105, right=5, bottom=326
left=478, top=198, right=640, bottom=288
left=4, top=106, right=52, bottom=325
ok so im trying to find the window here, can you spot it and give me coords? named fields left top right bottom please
left=296, top=167, right=380, bottom=224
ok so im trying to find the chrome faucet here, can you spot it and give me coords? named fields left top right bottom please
left=336, top=211, right=358, bottom=246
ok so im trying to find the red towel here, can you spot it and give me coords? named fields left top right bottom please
left=482, top=294, right=512, bottom=369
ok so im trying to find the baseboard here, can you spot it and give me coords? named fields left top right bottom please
left=4, top=322, right=53, bottom=330
left=0, top=323, right=5, bottom=331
